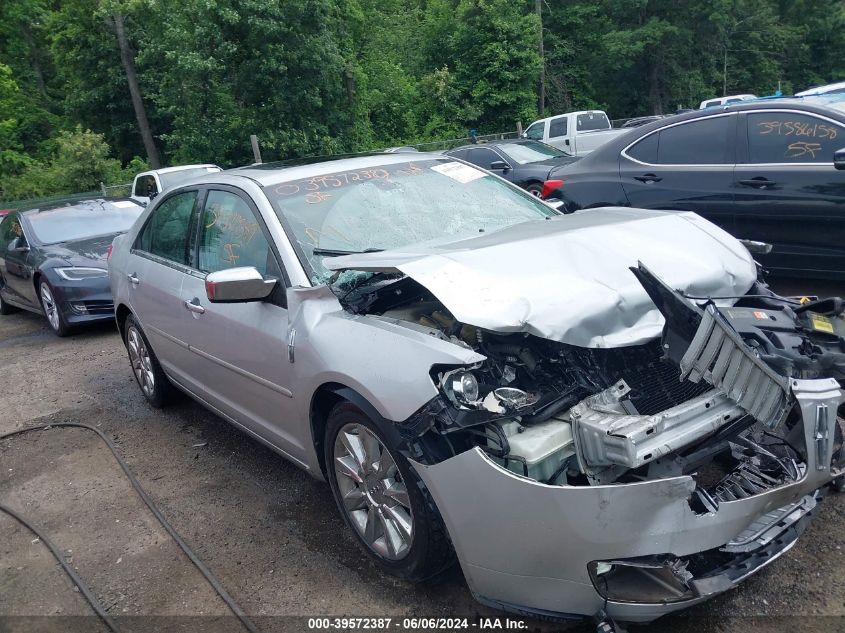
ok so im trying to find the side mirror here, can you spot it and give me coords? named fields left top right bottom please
left=205, top=266, right=277, bottom=303
left=834, top=148, right=845, bottom=171
left=489, top=160, right=510, bottom=171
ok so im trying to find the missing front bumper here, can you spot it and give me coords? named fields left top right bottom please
left=409, top=378, right=842, bottom=622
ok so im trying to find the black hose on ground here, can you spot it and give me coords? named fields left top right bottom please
left=0, top=500, right=120, bottom=633
left=0, top=422, right=260, bottom=633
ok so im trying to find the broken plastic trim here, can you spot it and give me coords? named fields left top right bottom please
left=588, top=493, right=817, bottom=604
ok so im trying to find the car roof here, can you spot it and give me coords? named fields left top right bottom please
left=17, top=197, right=141, bottom=216
left=795, top=81, right=845, bottom=97
left=185, top=152, right=452, bottom=188
left=141, top=164, right=220, bottom=176
left=528, top=110, right=608, bottom=125
left=446, top=139, right=542, bottom=153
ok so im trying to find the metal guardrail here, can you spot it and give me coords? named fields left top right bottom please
left=408, top=131, right=519, bottom=152
left=0, top=183, right=132, bottom=210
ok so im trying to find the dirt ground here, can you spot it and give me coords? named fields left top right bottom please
left=1, top=277, right=845, bottom=633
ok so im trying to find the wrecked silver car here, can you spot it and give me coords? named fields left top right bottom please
left=108, top=154, right=845, bottom=623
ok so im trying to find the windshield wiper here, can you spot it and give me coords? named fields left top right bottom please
left=312, top=247, right=384, bottom=257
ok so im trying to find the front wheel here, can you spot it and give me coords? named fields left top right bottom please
left=325, top=402, right=454, bottom=581
left=40, top=280, right=70, bottom=336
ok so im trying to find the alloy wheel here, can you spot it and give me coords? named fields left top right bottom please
left=333, top=423, right=414, bottom=560
left=40, top=283, right=60, bottom=331
left=127, top=326, right=156, bottom=397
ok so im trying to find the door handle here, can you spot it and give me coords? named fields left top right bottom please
left=634, top=173, right=662, bottom=183
left=127, top=273, right=140, bottom=286
left=184, top=298, right=205, bottom=314
left=738, top=177, right=776, bottom=188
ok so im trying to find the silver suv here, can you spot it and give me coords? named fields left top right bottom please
left=109, top=153, right=845, bottom=623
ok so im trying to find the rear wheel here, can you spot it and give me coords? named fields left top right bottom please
left=124, top=313, right=175, bottom=408
left=39, top=281, right=70, bottom=336
left=525, top=182, right=544, bottom=197
left=325, top=402, right=453, bottom=581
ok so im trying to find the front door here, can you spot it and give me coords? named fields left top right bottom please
left=733, top=109, right=845, bottom=276
left=620, top=113, right=739, bottom=235
left=0, top=213, right=38, bottom=310
left=177, top=187, right=301, bottom=458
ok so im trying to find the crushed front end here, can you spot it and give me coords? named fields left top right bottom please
left=350, top=265, right=845, bottom=622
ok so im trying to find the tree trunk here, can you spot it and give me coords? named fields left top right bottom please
left=110, top=13, right=161, bottom=168
left=648, top=58, right=663, bottom=115
left=536, top=0, right=544, bottom=115
left=20, top=24, right=47, bottom=97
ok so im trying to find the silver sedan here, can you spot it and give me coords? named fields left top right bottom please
left=108, top=153, right=845, bottom=624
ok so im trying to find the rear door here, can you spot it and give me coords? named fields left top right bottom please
left=177, top=187, right=301, bottom=457
left=620, top=113, right=738, bottom=233
left=733, top=109, right=845, bottom=276
left=126, top=189, right=200, bottom=379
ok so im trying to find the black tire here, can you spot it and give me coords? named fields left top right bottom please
left=525, top=182, right=544, bottom=197
left=0, top=289, right=19, bottom=315
left=39, top=280, right=71, bottom=336
left=324, top=401, right=454, bottom=582
left=123, top=313, right=175, bottom=408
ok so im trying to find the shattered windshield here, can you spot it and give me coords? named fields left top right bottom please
left=263, top=158, right=556, bottom=282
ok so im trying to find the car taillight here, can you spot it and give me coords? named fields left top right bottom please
left=205, top=279, right=216, bottom=301
left=106, top=244, right=113, bottom=260
left=541, top=179, right=564, bottom=199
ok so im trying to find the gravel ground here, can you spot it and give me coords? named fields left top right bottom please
left=1, top=277, right=844, bottom=633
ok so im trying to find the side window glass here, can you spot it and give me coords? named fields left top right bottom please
left=469, top=148, right=502, bottom=169
left=549, top=117, right=568, bottom=138
left=449, top=149, right=468, bottom=161
left=747, top=112, right=844, bottom=163
left=134, top=175, right=156, bottom=197
left=656, top=116, right=733, bottom=165
left=626, top=132, right=659, bottom=163
left=2, top=215, right=25, bottom=248
left=198, top=190, right=281, bottom=278
left=525, top=122, right=544, bottom=140
left=136, top=191, right=197, bottom=264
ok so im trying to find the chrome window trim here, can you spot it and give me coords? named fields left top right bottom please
left=620, top=112, right=736, bottom=167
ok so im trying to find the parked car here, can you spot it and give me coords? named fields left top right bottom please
left=131, top=164, right=222, bottom=205
left=445, top=139, right=580, bottom=196
left=699, top=94, right=757, bottom=108
left=522, top=110, right=629, bottom=156
left=0, top=198, right=144, bottom=335
left=0, top=209, right=12, bottom=218
left=109, top=153, right=845, bottom=624
left=542, top=99, right=845, bottom=278
left=795, top=81, right=845, bottom=97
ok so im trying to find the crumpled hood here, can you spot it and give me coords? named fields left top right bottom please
left=325, top=207, right=757, bottom=348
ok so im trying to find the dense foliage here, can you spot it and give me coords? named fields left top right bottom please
left=2, top=0, right=844, bottom=199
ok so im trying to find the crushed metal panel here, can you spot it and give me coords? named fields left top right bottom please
left=325, top=208, right=756, bottom=348
left=571, top=382, right=746, bottom=484
left=681, top=304, right=791, bottom=427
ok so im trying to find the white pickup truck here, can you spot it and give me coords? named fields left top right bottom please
left=522, top=110, right=629, bottom=156
left=131, top=164, right=222, bottom=205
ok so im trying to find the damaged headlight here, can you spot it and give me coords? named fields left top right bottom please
left=451, top=371, right=479, bottom=405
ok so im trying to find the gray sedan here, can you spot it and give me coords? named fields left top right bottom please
left=108, top=153, right=845, bottom=624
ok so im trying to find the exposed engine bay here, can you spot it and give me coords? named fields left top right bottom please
left=331, top=264, right=845, bottom=502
